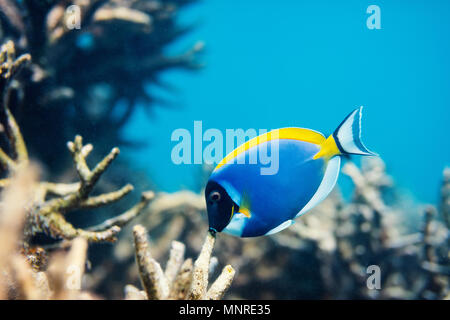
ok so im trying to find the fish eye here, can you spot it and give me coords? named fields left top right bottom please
left=209, top=191, right=221, bottom=202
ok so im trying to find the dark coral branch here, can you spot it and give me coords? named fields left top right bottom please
left=89, top=191, right=155, bottom=231
left=133, top=224, right=169, bottom=299
left=0, top=41, right=31, bottom=85
left=0, top=41, right=30, bottom=171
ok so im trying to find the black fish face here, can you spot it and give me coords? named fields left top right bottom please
left=205, top=180, right=237, bottom=234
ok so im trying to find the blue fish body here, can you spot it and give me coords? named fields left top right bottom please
left=210, top=139, right=325, bottom=236
left=205, top=107, right=376, bottom=238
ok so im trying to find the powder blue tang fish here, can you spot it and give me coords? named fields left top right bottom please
left=205, top=107, right=376, bottom=237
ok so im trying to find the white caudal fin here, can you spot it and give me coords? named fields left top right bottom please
left=333, top=106, right=378, bottom=156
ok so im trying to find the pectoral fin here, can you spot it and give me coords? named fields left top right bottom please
left=238, top=207, right=251, bottom=218
left=238, top=191, right=252, bottom=218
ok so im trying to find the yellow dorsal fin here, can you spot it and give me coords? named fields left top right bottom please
left=214, top=127, right=325, bottom=171
left=313, top=135, right=341, bottom=160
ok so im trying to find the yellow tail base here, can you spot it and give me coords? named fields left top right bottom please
left=313, top=135, right=341, bottom=160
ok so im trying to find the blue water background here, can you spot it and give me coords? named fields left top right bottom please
left=122, top=0, right=450, bottom=204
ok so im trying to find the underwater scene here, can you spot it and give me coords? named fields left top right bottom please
left=0, top=0, right=449, bottom=302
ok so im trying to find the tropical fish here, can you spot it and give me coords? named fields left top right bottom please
left=205, top=107, right=376, bottom=237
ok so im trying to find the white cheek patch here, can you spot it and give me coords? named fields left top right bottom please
left=222, top=213, right=247, bottom=236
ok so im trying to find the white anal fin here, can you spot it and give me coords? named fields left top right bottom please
left=265, top=219, right=295, bottom=235
left=295, top=156, right=341, bottom=218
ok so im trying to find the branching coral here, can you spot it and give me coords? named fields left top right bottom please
left=25, top=134, right=153, bottom=243
left=0, top=37, right=232, bottom=301
left=0, top=164, right=97, bottom=299
left=108, top=190, right=206, bottom=268
left=0, top=1, right=206, bottom=299
left=129, top=224, right=235, bottom=300
left=111, top=158, right=448, bottom=300
left=0, top=40, right=160, bottom=299
left=0, top=151, right=234, bottom=300
left=0, top=40, right=153, bottom=248
left=292, top=159, right=448, bottom=300
left=0, top=40, right=31, bottom=91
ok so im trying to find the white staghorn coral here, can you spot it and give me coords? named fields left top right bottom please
left=131, top=224, right=235, bottom=300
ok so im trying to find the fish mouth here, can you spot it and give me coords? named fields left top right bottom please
left=208, top=202, right=239, bottom=235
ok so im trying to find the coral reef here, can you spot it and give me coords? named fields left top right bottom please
left=0, top=0, right=448, bottom=300
left=0, top=41, right=153, bottom=248
left=2, top=61, right=446, bottom=300
left=0, top=41, right=157, bottom=299
left=0, top=2, right=202, bottom=276
left=0, top=162, right=97, bottom=299
left=106, top=158, right=449, bottom=300
left=0, top=42, right=234, bottom=299
left=0, top=0, right=208, bottom=300
left=0, top=171, right=234, bottom=300
left=129, top=225, right=234, bottom=300
left=224, top=159, right=448, bottom=299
